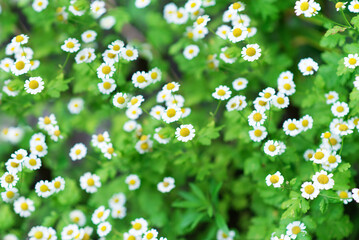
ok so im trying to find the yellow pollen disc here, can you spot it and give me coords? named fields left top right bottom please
left=20, top=202, right=28, bottom=210
left=146, top=233, right=154, bottom=239
left=38, top=1, right=43, bottom=6
left=5, top=63, right=9, bottom=67
left=190, top=2, right=196, bottom=8
left=317, top=174, right=329, bottom=184
left=217, top=89, right=226, bottom=96
left=268, top=145, right=276, bottom=152
left=6, top=191, right=14, bottom=198
left=103, top=82, right=112, bottom=90
left=126, top=50, right=134, bottom=57
left=327, top=95, right=334, bottom=100
left=87, top=178, right=95, bottom=186
left=29, top=80, right=39, bottom=89
left=129, top=179, right=136, bottom=185
left=102, top=66, right=111, bottom=74
left=107, top=53, right=116, bottom=58
left=166, top=109, right=176, bottom=118
left=140, top=142, right=149, bottom=150
left=253, top=113, right=262, bottom=122
left=137, top=76, right=146, bottom=83
left=300, top=2, right=309, bottom=11
left=34, top=231, right=43, bottom=239
left=306, top=66, right=313, bottom=72
left=258, top=100, right=267, bottom=106
left=328, top=155, right=337, bottom=163
left=177, top=11, right=183, bottom=18
left=314, top=152, right=324, bottom=159
left=349, top=58, right=357, bottom=65
left=188, top=49, right=194, bottom=54
left=16, top=35, right=25, bottom=42
left=54, top=181, right=61, bottom=188
left=117, top=97, right=125, bottom=104
left=233, top=28, right=242, bottom=37
left=66, top=42, right=75, bottom=48
left=151, top=72, right=158, bottom=79
left=54, top=130, right=61, bottom=136
left=336, top=2, right=344, bottom=8
left=304, top=184, right=314, bottom=194
left=288, top=123, right=297, bottom=131
left=11, top=162, right=19, bottom=168
left=113, top=45, right=120, bottom=51
left=36, top=145, right=43, bottom=152
left=44, top=116, right=51, bottom=124
left=283, top=83, right=291, bottom=90
left=270, top=175, right=279, bottom=184
left=277, top=97, right=285, bottom=104
left=167, top=83, right=175, bottom=90
left=246, top=48, right=256, bottom=57
left=263, top=92, right=271, bottom=98
left=73, top=217, right=80, bottom=223
left=233, top=2, right=241, bottom=9
left=97, top=211, right=104, bottom=218
left=163, top=181, right=170, bottom=187
left=16, top=154, right=23, bottom=160
left=67, top=230, right=73, bottom=235
left=180, top=128, right=190, bottom=137
left=353, top=118, right=359, bottom=125
left=97, top=134, right=105, bottom=142
left=40, top=185, right=49, bottom=192
left=128, top=236, right=136, bottom=240
left=339, top=124, right=348, bottom=131
left=15, top=61, right=25, bottom=70
left=131, top=98, right=138, bottom=105
left=329, top=138, right=337, bottom=145
left=302, top=120, right=309, bottom=127
left=107, top=147, right=114, bottom=154
left=75, top=149, right=81, bottom=155
left=323, top=132, right=331, bottom=138
left=254, top=129, right=262, bottom=137
left=29, top=158, right=37, bottom=166
left=222, top=233, right=228, bottom=238
left=339, top=191, right=348, bottom=199
left=133, top=222, right=142, bottom=230
left=336, top=106, right=344, bottom=112
left=101, top=226, right=107, bottom=231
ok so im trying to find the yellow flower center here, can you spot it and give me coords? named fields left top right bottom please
left=117, top=96, right=125, bottom=104
left=16, top=154, right=23, bottom=160
left=133, top=222, right=142, bottom=230
left=302, top=120, right=309, bottom=127
left=151, top=72, right=158, bottom=79
left=317, top=174, right=329, bottom=184
left=146, top=233, right=154, bottom=239
left=268, top=145, right=276, bottom=152
left=15, top=61, right=25, bottom=70
left=300, top=2, right=309, bottom=11
left=137, top=75, right=146, bottom=83
left=73, top=216, right=80, bottom=223
left=304, top=184, right=315, bottom=194
left=314, top=152, right=324, bottom=160
left=283, top=83, right=291, bottom=90
left=113, top=45, right=120, bottom=51
left=323, top=132, right=331, bottom=138
left=270, top=175, right=279, bottom=184
left=167, top=83, right=175, bottom=90
left=107, top=147, right=114, bottom=154
left=21, top=202, right=29, bottom=210
left=87, top=178, right=95, bottom=186
left=163, top=181, right=170, bottom=187
left=277, top=97, right=285, bottom=104
left=5, top=175, right=14, bottom=183
left=128, top=236, right=136, bottom=240
left=253, top=113, right=262, bottom=122
left=66, top=42, right=75, bottom=48
left=264, top=92, right=271, bottom=98
left=166, top=108, right=176, bottom=118
left=6, top=191, right=14, bottom=198
left=11, top=162, right=19, bottom=168
left=103, top=82, right=112, bottom=90
left=44, top=116, right=51, bottom=124
left=29, top=80, right=39, bottom=89
left=29, top=158, right=37, bottom=166
left=339, top=124, right=348, bottom=131
left=254, top=129, right=262, bottom=137
left=217, top=89, right=226, bottom=96
left=36, top=145, right=43, bottom=152
left=288, top=123, right=297, bottom=131
left=140, top=142, right=149, bottom=150
left=328, top=155, right=337, bottom=163
left=329, top=138, right=337, bottom=145
left=54, top=130, right=61, bottom=136
left=336, top=2, right=344, bottom=8
left=40, top=185, right=49, bottom=192
left=34, top=231, right=43, bottom=239
left=246, top=47, right=256, bottom=57
left=259, top=100, right=267, bottom=106
left=177, top=11, right=184, bottom=18
left=54, top=181, right=61, bottom=188
left=97, top=211, right=104, bottom=218
left=180, top=128, right=190, bottom=137
left=336, top=106, right=344, bottom=112
left=107, top=53, right=116, bottom=59
left=233, top=2, right=241, bottom=9
left=15, top=35, right=24, bottom=42
left=233, top=28, right=242, bottom=37
left=349, top=58, right=357, bottom=65
left=101, top=226, right=107, bottom=231
left=126, top=50, right=134, bottom=57
left=339, top=191, right=348, bottom=199
left=102, top=66, right=111, bottom=74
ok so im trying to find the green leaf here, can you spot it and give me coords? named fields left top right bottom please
left=215, top=214, right=229, bottom=235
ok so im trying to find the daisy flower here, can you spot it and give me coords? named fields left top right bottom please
left=11, top=34, right=29, bottom=46
left=220, top=47, right=237, bottom=64
left=299, top=115, right=313, bottom=131
left=175, top=124, right=195, bottom=142
left=97, top=63, right=115, bottom=79
left=111, top=205, right=127, bottom=219
left=272, top=93, right=290, bottom=109
left=352, top=188, right=359, bottom=202
left=216, top=25, right=231, bottom=39
left=48, top=125, right=63, bottom=142
left=68, top=98, right=84, bottom=114
left=263, top=140, right=281, bottom=157
left=325, top=91, right=339, bottom=104
left=278, top=79, right=296, bottom=96
left=310, top=148, right=330, bottom=164
left=162, top=106, right=182, bottom=123
left=163, top=82, right=180, bottom=93
left=61, top=38, right=80, bottom=53
left=130, top=218, right=148, bottom=236
left=100, top=15, right=116, bottom=29
left=126, top=174, right=141, bottom=190
left=127, top=95, right=145, bottom=108
left=52, top=176, right=65, bottom=193
left=348, top=0, right=359, bottom=12
left=135, top=138, right=153, bottom=154
left=278, top=71, right=294, bottom=82
left=143, top=229, right=158, bottom=240
left=283, top=119, right=301, bottom=137
left=97, top=221, right=111, bottom=237
left=183, top=45, right=200, bottom=60
left=123, top=120, right=139, bottom=132
left=32, top=0, right=48, bottom=12
left=228, top=26, right=247, bottom=43
left=3, top=80, right=19, bottom=97
left=35, top=180, right=54, bottom=198
left=102, top=50, right=119, bottom=64
left=81, top=30, right=97, bottom=43
left=148, top=67, right=162, bottom=83
left=70, top=210, right=86, bottom=226
left=344, top=53, right=359, bottom=69
left=132, top=71, right=151, bottom=89
left=337, top=190, right=352, bottom=204
left=298, top=57, right=319, bottom=75
left=113, top=92, right=129, bottom=109
left=217, top=229, right=236, bottom=240
left=1, top=172, right=19, bottom=189
left=0, top=58, right=14, bottom=72
left=29, top=59, right=40, bottom=70
left=157, top=177, right=175, bottom=193
left=5, top=158, right=23, bottom=173
left=10, top=149, right=28, bottom=161
left=331, top=101, right=349, bottom=118
left=24, top=77, right=44, bottom=95
left=154, top=127, right=171, bottom=144
left=98, top=78, right=116, bottom=94
left=312, top=170, right=335, bottom=190
left=28, top=226, right=49, bottom=240
left=253, top=97, right=271, bottom=111
left=241, top=44, right=261, bottom=61
left=1, top=187, right=19, bottom=203
left=61, top=224, right=79, bottom=240
left=232, top=14, right=251, bottom=27
left=226, top=95, right=247, bottom=111
left=212, top=85, right=232, bottom=100
left=38, top=114, right=57, bottom=130
left=185, top=0, right=202, bottom=13
left=126, top=107, right=143, bottom=120
left=101, top=143, right=117, bottom=159
left=294, top=0, right=315, bottom=17
left=30, top=140, right=48, bottom=157
left=166, top=94, right=185, bottom=107
left=90, top=1, right=106, bottom=18
left=109, top=192, right=126, bottom=208
left=121, top=45, right=139, bottom=61
left=150, top=105, right=165, bottom=120
left=92, top=206, right=110, bottom=225
left=79, top=172, right=101, bottom=193
left=265, top=171, right=284, bottom=188
left=248, top=110, right=267, bottom=127
left=109, top=40, right=125, bottom=53
left=11, top=57, right=31, bottom=76
left=249, top=126, right=268, bottom=142
left=332, top=120, right=354, bottom=136
left=91, top=131, right=110, bottom=148
left=135, top=0, right=151, bottom=8
left=69, top=143, right=87, bottom=161
left=14, top=197, right=35, bottom=217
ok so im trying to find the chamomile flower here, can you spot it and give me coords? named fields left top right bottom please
left=348, top=0, right=359, bottom=12
left=331, top=101, right=349, bottom=118
left=128, top=95, right=145, bottom=108
left=286, top=221, right=306, bottom=239
left=132, top=71, right=151, bottom=89
left=130, top=218, right=148, bottom=235
left=148, top=67, right=162, bottom=83
left=121, top=46, right=139, bottom=61
left=283, top=119, right=301, bottom=137
left=69, top=143, right=87, bottom=161
left=248, top=110, right=267, bottom=127
left=123, top=120, right=139, bottom=132
left=337, top=190, right=352, bottom=204
left=126, top=174, right=141, bottom=190
left=30, top=140, right=48, bottom=157
left=14, top=197, right=35, bottom=217
left=135, top=138, right=153, bottom=154
left=301, top=181, right=320, bottom=200
left=5, top=159, right=23, bottom=173
left=61, top=224, right=79, bottom=240
left=325, top=91, right=339, bottom=104
left=249, top=126, right=268, bottom=142
left=352, top=188, right=359, bottom=202
left=183, top=45, right=200, bottom=60
left=0, top=58, right=14, bottom=72
left=220, top=47, right=237, bottom=64
left=226, top=95, right=247, bottom=111
left=298, top=57, right=318, bottom=75
left=35, top=180, right=54, bottom=198
left=312, top=170, right=334, bottom=190
left=216, top=25, right=231, bottom=39
left=75, top=49, right=89, bottom=64
left=344, top=53, right=359, bottom=69
left=311, top=148, right=330, bottom=164
left=101, top=143, right=117, bottom=159
left=124, top=232, right=141, bottom=240
left=166, top=94, right=185, bottom=107
left=278, top=79, right=296, bottom=96
left=3, top=80, right=19, bottom=97
left=97, top=222, right=111, bottom=237
left=222, top=10, right=237, bottom=23
left=80, top=172, right=101, bottom=193
left=15, top=47, right=33, bottom=59
left=241, top=44, right=261, bottom=61
left=143, top=229, right=158, bottom=240
left=321, top=134, right=342, bottom=151
left=100, top=15, right=116, bottom=29
left=24, top=77, right=44, bottom=94
left=92, top=206, right=110, bottom=225
left=272, top=93, right=290, bottom=109
left=61, top=38, right=80, bottom=53
left=67, top=98, right=84, bottom=114
left=98, top=78, right=116, bottom=94
left=163, top=82, right=180, bottom=93
left=332, top=120, right=354, bottom=136
left=10, top=149, right=27, bottom=161
left=216, top=229, right=235, bottom=240
left=1, top=187, right=19, bottom=203
left=278, top=71, right=294, bottom=82
left=175, top=124, right=195, bottom=142
left=294, top=0, right=315, bottom=17
left=228, top=26, right=247, bottom=43
left=28, top=226, right=49, bottom=240
left=259, top=87, right=276, bottom=100
left=12, top=34, right=29, bottom=46
left=29, top=59, right=40, bottom=70
left=193, top=15, right=210, bottom=28
left=52, top=176, right=65, bottom=193
left=91, top=132, right=110, bottom=148
left=4, top=234, right=18, bottom=240
left=109, top=192, right=126, bottom=208
left=97, top=63, right=115, bottom=79
left=48, top=125, right=63, bottom=142
left=112, top=92, right=129, bottom=109
left=303, top=149, right=315, bottom=161
left=154, top=127, right=171, bottom=144
left=1, top=172, right=19, bottom=189
left=90, top=1, right=106, bottom=18
left=11, top=57, right=31, bottom=76
left=70, top=210, right=86, bottom=226
left=162, top=106, right=182, bottom=123
left=263, top=140, right=281, bottom=156
left=299, top=115, right=313, bottom=131
left=254, top=97, right=271, bottom=111
left=212, top=85, right=232, bottom=100
left=150, top=105, right=165, bottom=120
left=111, top=205, right=127, bottom=219
left=265, top=171, right=284, bottom=188
left=126, top=107, right=143, bottom=120
left=32, top=0, right=48, bottom=12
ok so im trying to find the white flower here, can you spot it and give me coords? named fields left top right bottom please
left=312, top=170, right=335, bottom=190
left=354, top=76, right=359, bottom=90
left=143, top=229, right=158, bottom=240
left=310, top=148, right=330, bottom=164
left=241, top=43, right=261, bottom=61
left=352, top=188, right=359, bottom=202
left=127, top=95, right=145, bottom=108
left=6, top=158, right=23, bottom=174
left=162, top=106, right=182, bottom=123
left=154, top=127, right=171, bottom=144
left=132, top=71, right=151, bottom=89
left=183, top=45, right=200, bottom=60
left=100, top=15, right=116, bottom=29
left=48, top=125, right=63, bottom=142
left=69, top=143, right=87, bottom=161
left=226, top=95, right=247, bottom=111
left=101, top=143, right=117, bottom=159
left=98, top=78, right=117, bottom=94
left=108, top=192, right=126, bottom=208
left=90, top=1, right=106, bottom=18
left=3, top=80, right=19, bottom=97
left=28, top=226, right=49, bottom=240
left=150, top=105, right=165, bottom=120
left=11, top=57, right=31, bottom=76
left=266, top=171, right=284, bottom=188
left=92, top=206, right=110, bottom=225
left=52, top=176, right=65, bottom=193
left=30, top=140, right=48, bottom=157
left=212, top=85, right=232, bottom=100
left=228, top=26, right=248, bottom=43
left=14, top=197, right=35, bottom=218
left=68, top=98, right=84, bottom=114
left=35, top=180, right=55, bottom=198
left=11, top=34, right=29, bottom=46
left=111, top=205, right=127, bottom=219
left=1, top=187, right=19, bottom=203
left=148, top=67, right=162, bottom=83
left=125, top=174, right=141, bottom=190
left=331, top=101, right=349, bottom=118
left=1, top=172, right=19, bottom=189
left=325, top=91, right=339, bottom=104
left=123, top=120, right=139, bottom=132
left=263, top=140, right=282, bottom=156
left=163, top=82, right=180, bottom=93
left=253, top=97, right=271, bottom=111
left=272, top=93, right=290, bottom=109
left=216, top=229, right=235, bottom=240
left=97, top=221, right=111, bottom=237
left=348, top=0, right=359, bottom=12
left=157, top=177, right=175, bottom=193
left=79, top=172, right=101, bottom=193
left=97, top=63, right=115, bottom=79
left=24, top=77, right=44, bottom=94
left=61, top=38, right=80, bottom=53
left=70, top=210, right=86, bottom=226
left=249, top=126, right=267, bottom=142
left=32, top=0, right=48, bottom=12
left=278, top=79, right=296, bottom=96
left=294, top=0, right=316, bottom=17
left=216, top=25, right=231, bottom=39
left=81, top=30, right=97, bottom=43
left=286, top=221, right=306, bottom=239
left=283, top=119, right=301, bottom=137
left=337, top=190, right=352, bottom=204
left=91, top=131, right=110, bottom=148
left=135, top=0, right=151, bottom=8
left=126, top=107, right=143, bottom=120
left=220, top=47, right=237, bottom=64
left=61, top=224, right=79, bottom=240
left=248, top=110, right=267, bottom=127
left=344, top=53, right=359, bottom=69
left=298, top=57, right=318, bottom=75
left=175, top=124, right=195, bottom=142
left=185, top=0, right=202, bottom=13
left=113, top=92, right=129, bottom=108
left=130, top=218, right=148, bottom=236
left=0, top=58, right=14, bottom=72
left=299, top=115, right=313, bottom=131
left=121, top=45, right=139, bottom=61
